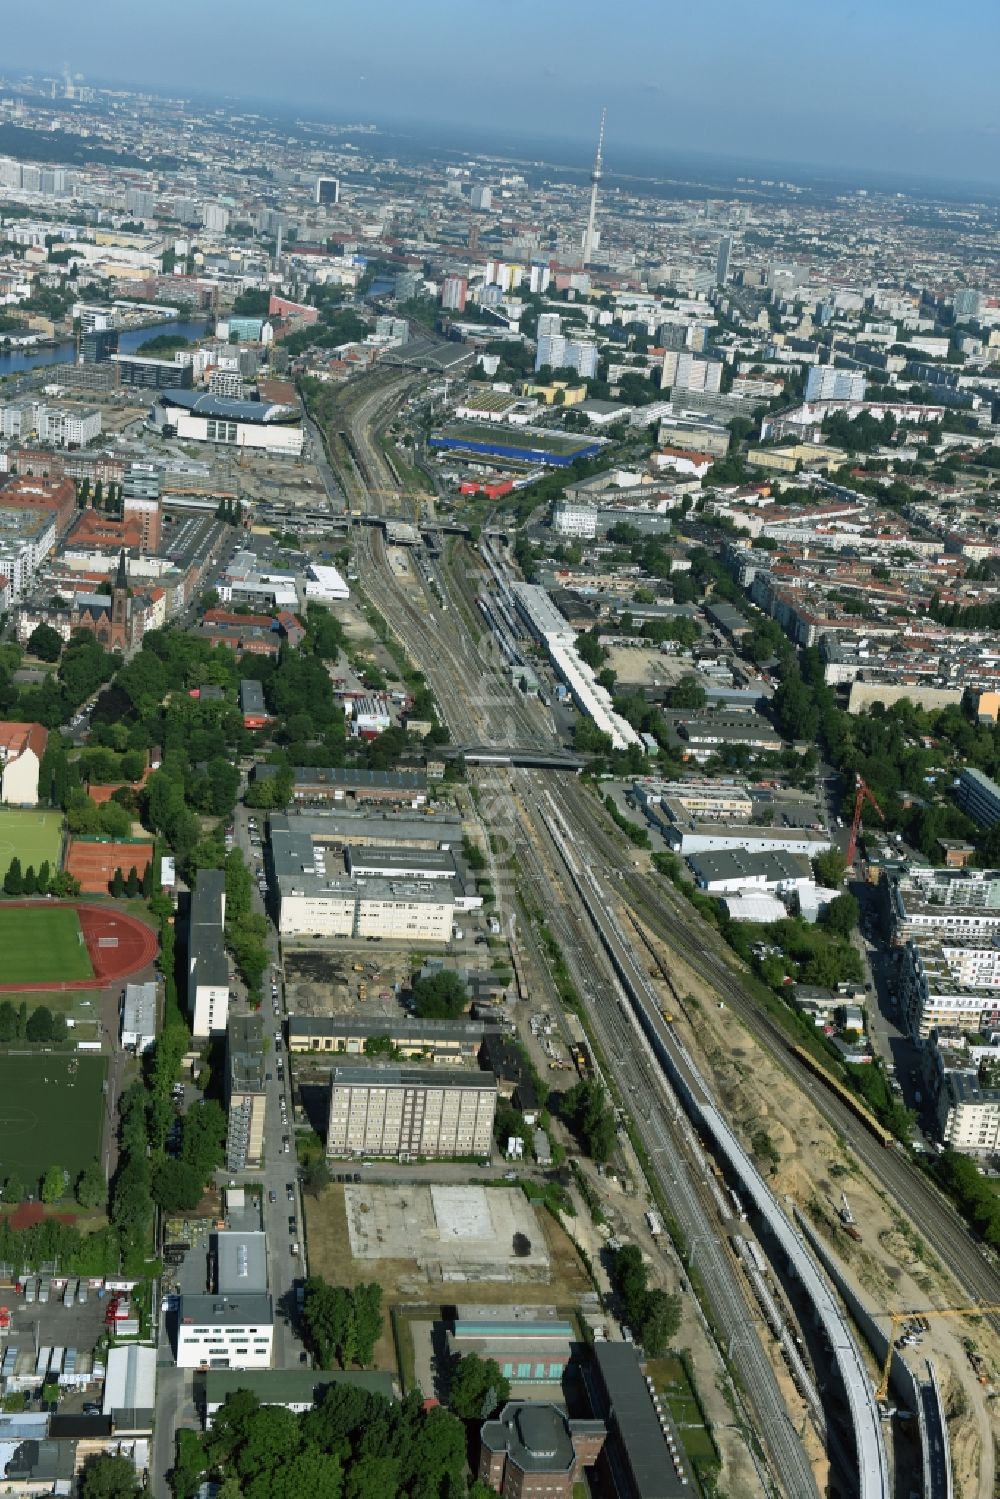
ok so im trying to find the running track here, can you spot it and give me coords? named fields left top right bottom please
left=0, top=900, right=158, bottom=993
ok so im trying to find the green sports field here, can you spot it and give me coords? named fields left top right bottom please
left=0, top=1053, right=107, bottom=1186
left=0, top=809, right=63, bottom=881
left=0, top=905, right=93, bottom=985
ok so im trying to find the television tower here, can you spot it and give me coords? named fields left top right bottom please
left=582, top=107, right=606, bottom=268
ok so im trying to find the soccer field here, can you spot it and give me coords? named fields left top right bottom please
left=0, top=906, right=94, bottom=985
left=0, top=1054, right=107, bottom=1187
left=0, top=809, right=63, bottom=881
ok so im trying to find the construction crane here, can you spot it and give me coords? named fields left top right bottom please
left=876, top=1303, right=1000, bottom=1401
left=846, top=773, right=885, bottom=867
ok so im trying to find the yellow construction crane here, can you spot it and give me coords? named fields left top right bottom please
left=876, top=1303, right=1000, bottom=1401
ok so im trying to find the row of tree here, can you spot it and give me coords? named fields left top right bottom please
left=0, top=999, right=70, bottom=1045
left=2, top=858, right=79, bottom=898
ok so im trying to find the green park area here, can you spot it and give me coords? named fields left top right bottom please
left=0, top=808, right=63, bottom=882
left=0, top=905, right=93, bottom=986
left=0, top=1054, right=107, bottom=1187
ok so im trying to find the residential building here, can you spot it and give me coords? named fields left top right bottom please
left=888, top=866, right=1000, bottom=943
left=239, top=678, right=270, bottom=730
left=0, top=721, right=47, bottom=805
left=805, top=366, right=868, bottom=402
left=120, top=982, right=157, bottom=1053
left=956, top=767, right=1000, bottom=828
left=325, top=1065, right=497, bottom=1159
left=226, top=1014, right=267, bottom=1170
left=535, top=333, right=598, bottom=380
left=80, top=326, right=119, bottom=365
left=208, top=369, right=245, bottom=399
left=661, top=351, right=723, bottom=393
left=715, top=234, right=732, bottom=287
left=471, top=185, right=493, bottom=211
left=931, top=1044, right=1000, bottom=1156
left=187, top=868, right=229, bottom=1037
left=900, top=939, right=1000, bottom=1040
left=0, top=505, right=56, bottom=598
left=113, top=354, right=194, bottom=390
left=441, top=276, right=468, bottom=312
left=478, top=1402, right=605, bottom=1499
left=0, top=475, right=76, bottom=536
left=122, top=464, right=162, bottom=552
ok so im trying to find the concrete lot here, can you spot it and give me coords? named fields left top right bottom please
left=344, top=1183, right=550, bottom=1278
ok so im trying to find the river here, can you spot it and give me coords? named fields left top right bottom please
left=0, top=317, right=213, bottom=378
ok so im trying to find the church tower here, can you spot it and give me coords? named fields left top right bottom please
left=111, top=548, right=130, bottom=630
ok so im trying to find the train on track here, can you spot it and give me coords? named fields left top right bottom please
left=789, top=1043, right=897, bottom=1148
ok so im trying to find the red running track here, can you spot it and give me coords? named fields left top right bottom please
left=0, top=900, right=159, bottom=993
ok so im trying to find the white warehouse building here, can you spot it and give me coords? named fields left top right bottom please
left=149, top=390, right=304, bottom=456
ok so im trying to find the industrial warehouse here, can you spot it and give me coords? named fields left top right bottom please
left=268, top=811, right=480, bottom=940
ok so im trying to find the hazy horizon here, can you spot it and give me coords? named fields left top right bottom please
left=3, top=0, right=1000, bottom=190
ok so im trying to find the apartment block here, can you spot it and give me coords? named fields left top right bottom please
left=226, top=1014, right=267, bottom=1170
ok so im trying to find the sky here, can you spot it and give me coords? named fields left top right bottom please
left=7, top=0, right=1000, bottom=187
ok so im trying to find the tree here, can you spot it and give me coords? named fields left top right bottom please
left=0, top=1000, right=17, bottom=1042
left=3, top=1172, right=24, bottom=1205
left=21, top=864, right=37, bottom=895
left=27, top=622, right=63, bottom=662
left=26, top=1005, right=54, bottom=1043
left=667, top=675, right=707, bottom=711
left=41, top=1164, right=67, bottom=1204
left=561, top=1078, right=616, bottom=1163
left=76, top=1161, right=106, bottom=1209
left=110, top=867, right=125, bottom=898
left=3, top=856, right=22, bottom=896
left=78, top=1453, right=141, bottom=1499
left=303, top=1158, right=331, bottom=1197
left=813, top=847, right=847, bottom=888
left=125, top=866, right=140, bottom=898
left=170, top=1428, right=206, bottom=1499
left=822, top=892, right=859, bottom=938
left=409, top=970, right=468, bottom=1020
left=152, top=1157, right=207, bottom=1213
left=447, top=1353, right=510, bottom=1420
left=181, top=1099, right=228, bottom=1181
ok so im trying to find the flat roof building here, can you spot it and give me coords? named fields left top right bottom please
left=188, top=869, right=229, bottom=1037
left=121, top=981, right=157, bottom=1053
left=226, top=1014, right=267, bottom=1170
left=288, top=1013, right=488, bottom=1063
left=956, top=767, right=1000, bottom=829
left=592, top=1341, right=693, bottom=1499
left=326, top=1064, right=497, bottom=1160
left=150, top=389, right=304, bottom=456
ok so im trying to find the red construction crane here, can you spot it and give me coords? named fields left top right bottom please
left=846, top=774, right=885, bottom=867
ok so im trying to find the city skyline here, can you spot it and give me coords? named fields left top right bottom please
left=4, top=0, right=1000, bottom=188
